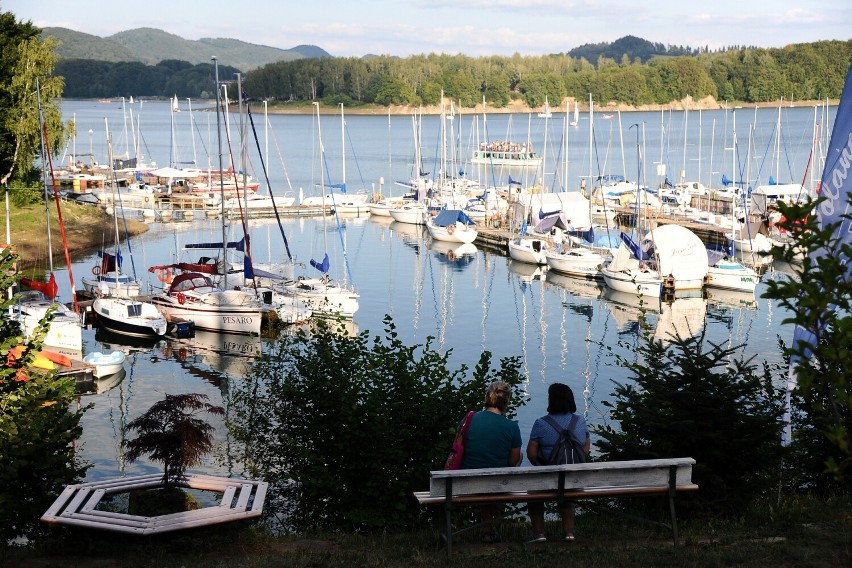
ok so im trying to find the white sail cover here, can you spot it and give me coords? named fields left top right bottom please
left=642, top=224, right=709, bottom=281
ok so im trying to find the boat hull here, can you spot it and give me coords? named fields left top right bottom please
left=601, top=266, right=663, bottom=297
left=93, top=297, right=168, bottom=338
left=508, top=237, right=549, bottom=265
left=545, top=248, right=605, bottom=278
left=150, top=294, right=262, bottom=335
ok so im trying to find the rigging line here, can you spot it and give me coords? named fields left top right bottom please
left=246, top=104, right=292, bottom=260
left=319, top=145, right=356, bottom=285
left=343, top=117, right=368, bottom=190
left=111, top=146, right=138, bottom=281
left=217, top=97, right=257, bottom=280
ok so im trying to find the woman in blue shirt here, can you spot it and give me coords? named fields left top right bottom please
left=525, top=383, right=590, bottom=542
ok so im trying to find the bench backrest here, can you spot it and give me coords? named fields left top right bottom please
left=429, top=458, right=695, bottom=497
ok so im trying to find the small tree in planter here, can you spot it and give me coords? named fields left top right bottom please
left=123, top=393, right=224, bottom=514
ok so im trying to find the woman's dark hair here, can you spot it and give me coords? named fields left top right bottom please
left=547, top=382, right=577, bottom=414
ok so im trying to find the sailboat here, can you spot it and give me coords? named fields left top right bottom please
left=9, top=81, right=83, bottom=357
left=149, top=61, right=263, bottom=335
left=426, top=209, right=477, bottom=244
left=570, top=100, right=579, bottom=127
left=273, top=103, right=360, bottom=319
left=537, top=96, right=552, bottom=118
left=82, top=126, right=142, bottom=298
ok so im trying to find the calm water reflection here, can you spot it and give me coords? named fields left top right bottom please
left=52, top=100, right=811, bottom=479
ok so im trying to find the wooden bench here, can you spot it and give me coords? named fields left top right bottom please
left=414, top=457, right=698, bottom=554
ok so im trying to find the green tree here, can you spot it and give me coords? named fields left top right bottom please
left=0, top=247, right=89, bottom=542
left=229, top=316, right=527, bottom=533
left=0, top=10, right=68, bottom=189
left=762, top=196, right=852, bottom=486
left=595, top=326, right=786, bottom=514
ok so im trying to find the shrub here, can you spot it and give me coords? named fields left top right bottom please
left=594, top=326, right=787, bottom=514
left=763, top=195, right=852, bottom=488
left=229, top=316, right=527, bottom=533
left=0, top=247, right=89, bottom=543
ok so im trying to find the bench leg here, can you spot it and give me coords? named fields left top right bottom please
left=444, top=478, right=453, bottom=557
left=668, top=465, right=679, bottom=546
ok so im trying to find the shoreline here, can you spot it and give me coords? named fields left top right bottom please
left=257, top=95, right=837, bottom=116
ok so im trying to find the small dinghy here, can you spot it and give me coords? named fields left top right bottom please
left=83, top=350, right=127, bottom=378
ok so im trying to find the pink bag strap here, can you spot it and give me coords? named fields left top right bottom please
left=459, top=410, right=476, bottom=443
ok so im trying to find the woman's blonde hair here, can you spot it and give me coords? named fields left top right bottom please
left=485, top=380, right=512, bottom=412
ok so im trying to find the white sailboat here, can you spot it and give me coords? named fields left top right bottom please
left=275, top=103, right=360, bottom=319
left=9, top=82, right=83, bottom=357
left=150, top=62, right=263, bottom=335
left=426, top=209, right=477, bottom=244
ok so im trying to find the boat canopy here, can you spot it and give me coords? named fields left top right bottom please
left=642, top=224, right=709, bottom=281
left=169, top=272, right=215, bottom=292
left=433, top=209, right=475, bottom=227
left=533, top=213, right=570, bottom=233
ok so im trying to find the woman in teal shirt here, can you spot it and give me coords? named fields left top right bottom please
left=460, top=380, right=522, bottom=542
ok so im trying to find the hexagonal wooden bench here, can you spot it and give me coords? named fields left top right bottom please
left=41, top=473, right=267, bottom=534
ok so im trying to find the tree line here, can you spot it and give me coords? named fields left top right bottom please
left=53, top=40, right=852, bottom=109
left=245, top=40, right=851, bottom=108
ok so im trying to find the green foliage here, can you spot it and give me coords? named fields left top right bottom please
left=762, top=196, right=852, bottom=487
left=123, top=393, right=224, bottom=486
left=0, top=247, right=89, bottom=543
left=0, top=10, right=66, bottom=186
left=229, top=316, right=527, bottom=533
left=48, top=36, right=852, bottom=107
left=595, top=326, right=786, bottom=514
left=7, top=180, right=44, bottom=206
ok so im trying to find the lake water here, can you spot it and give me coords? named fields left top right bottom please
left=54, top=98, right=833, bottom=479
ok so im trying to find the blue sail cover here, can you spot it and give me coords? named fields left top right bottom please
left=533, top=213, right=569, bottom=233
left=508, top=176, right=522, bottom=186
left=620, top=232, right=651, bottom=261
left=98, top=250, right=122, bottom=271
left=310, top=253, right=330, bottom=274
left=433, top=209, right=474, bottom=227
left=792, top=61, right=852, bottom=361
left=185, top=237, right=246, bottom=251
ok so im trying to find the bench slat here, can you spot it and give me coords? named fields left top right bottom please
left=415, top=483, right=699, bottom=506
left=429, top=459, right=695, bottom=497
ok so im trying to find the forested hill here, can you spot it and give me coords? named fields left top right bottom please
left=567, top=35, right=706, bottom=63
left=42, top=27, right=329, bottom=72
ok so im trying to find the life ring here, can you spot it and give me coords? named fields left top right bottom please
left=144, top=196, right=150, bottom=204
left=91, top=265, right=100, bottom=275
left=447, top=224, right=456, bottom=235
left=156, top=268, right=173, bottom=284
left=447, top=250, right=457, bottom=261
left=176, top=292, right=186, bottom=305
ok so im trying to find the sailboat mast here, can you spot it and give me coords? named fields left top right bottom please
left=37, top=83, right=54, bottom=275
left=340, top=103, right=346, bottom=191
left=213, top=56, right=227, bottom=290
left=314, top=102, right=328, bottom=254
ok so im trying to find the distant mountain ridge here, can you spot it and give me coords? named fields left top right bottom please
left=42, top=27, right=330, bottom=71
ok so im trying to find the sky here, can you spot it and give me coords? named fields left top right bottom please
left=4, top=0, right=850, bottom=58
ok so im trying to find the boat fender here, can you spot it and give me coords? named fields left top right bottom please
left=447, top=251, right=457, bottom=261
left=176, top=292, right=186, bottom=305
left=92, top=265, right=100, bottom=275
left=447, top=224, right=456, bottom=235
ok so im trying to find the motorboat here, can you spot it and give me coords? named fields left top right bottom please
left=92, top=296, right=168, bottom=337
